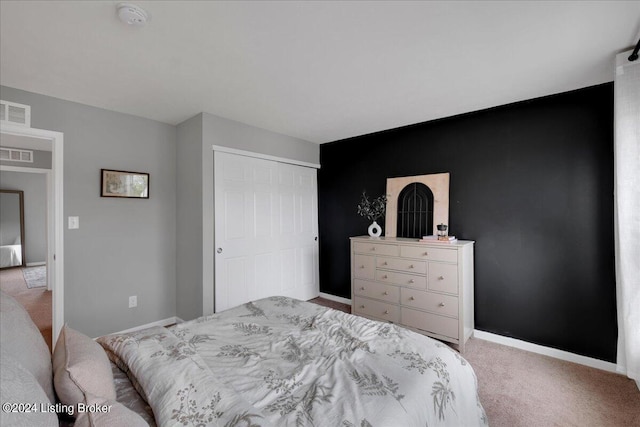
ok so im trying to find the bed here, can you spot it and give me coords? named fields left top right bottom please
left=0, top=244, right=22, bottom=268
left=98, top=296, right=488, bottom=426
left=0, top=290, right=487, bottom=426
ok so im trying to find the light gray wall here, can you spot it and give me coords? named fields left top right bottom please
left=0, top=148, right=52, bottom=169
left=0, top=86, right=177, bottom=338
left=175, top=113, right=319, bottom=320
left=202, top=113, right=319, bottom=165
left=0, top=171, right=47, bottom=263
left=176, top=114, right=203, bottom=321
left=2, top=86, right=318, bottom=331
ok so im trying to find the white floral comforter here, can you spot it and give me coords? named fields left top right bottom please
left=98, top=297, right=488, bottom=427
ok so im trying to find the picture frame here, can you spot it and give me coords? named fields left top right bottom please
left=101, top=169, right=149, bottom=199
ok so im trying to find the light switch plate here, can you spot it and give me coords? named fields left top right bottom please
left=68, top=216, right=79, bottom=229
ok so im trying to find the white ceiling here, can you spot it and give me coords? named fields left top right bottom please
left=1, top=1, right=638, bottom=144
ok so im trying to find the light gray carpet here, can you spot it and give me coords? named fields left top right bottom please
left=22, top=266, right=46, bottom=289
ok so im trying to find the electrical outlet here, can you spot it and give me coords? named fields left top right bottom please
left=128, top=295, right=137, bottom=308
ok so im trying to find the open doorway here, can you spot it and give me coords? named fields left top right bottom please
left=0, top=123, right=63, bottom=350
left=0, top=174, right=51, bottom=348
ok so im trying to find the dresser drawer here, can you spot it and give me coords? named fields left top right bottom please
left=400, top=245, right=458, bottom=263
left=376, top=270, right=427, bottom=289
left=353, top=254, right=375, bottom=280
left=428, top=263, right=459, bottom=294
left=401, top=307, right=459, bottom=339
left=353, top=279, right=399, bottom=303
left=400, top=289, right=458, bottom=318
left=376, top=257, right=427, bottom=275
left=354, top=242, right=399, bottom=257
left=354, top=296, right=400, bottom=323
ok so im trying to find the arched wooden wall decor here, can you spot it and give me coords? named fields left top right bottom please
left=396, top=183, right=434, bottom=238
left=385, top=172, right=449, bottom=237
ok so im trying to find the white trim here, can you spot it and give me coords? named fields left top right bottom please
left=318, top=292, right=352, bottom=305
left=103, top=317, right=178, bottom=336
left=0, top=165, right=51, bottom=173
left=473, top=330, right=619, bottom=374
left=1, top=123, right=63, bottom=347
left=212, top=144, right=320, bottom=169
left=175, top=317, right=185, bottom=324
left=26, top=262, right=46, bottom=267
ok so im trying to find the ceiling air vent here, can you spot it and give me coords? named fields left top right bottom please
left=0, top=100, right=31, bottom=127
left=0, top=147, right=34, bottom=163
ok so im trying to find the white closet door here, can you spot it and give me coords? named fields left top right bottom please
left=277, top=162, right=319, bottom=302
left=214, top=151, right=318, bottom=312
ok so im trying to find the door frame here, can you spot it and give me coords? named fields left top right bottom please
left=0, top=122, right=64, bottom=347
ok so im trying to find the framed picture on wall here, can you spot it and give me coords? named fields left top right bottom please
left=100, top=169, right=149, bottom=199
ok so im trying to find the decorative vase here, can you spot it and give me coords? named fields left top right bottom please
left=368, top=220, right=382, bottom=238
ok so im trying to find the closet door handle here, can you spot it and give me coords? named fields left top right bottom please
left=217, top=248, right=223, bottom=254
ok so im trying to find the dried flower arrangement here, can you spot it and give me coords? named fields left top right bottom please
left=357, top=191, right=388, bottom=221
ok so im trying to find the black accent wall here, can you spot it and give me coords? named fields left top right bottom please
left=318, top=83, right=616, bottom=362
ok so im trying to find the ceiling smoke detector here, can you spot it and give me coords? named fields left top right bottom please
left=117, top=3, right=149, bottom=26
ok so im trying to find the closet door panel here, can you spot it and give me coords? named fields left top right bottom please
left=214, top=151, right=318, bottom=312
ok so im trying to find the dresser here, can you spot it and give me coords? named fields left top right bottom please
left=350, top=236, right=475, bottom=352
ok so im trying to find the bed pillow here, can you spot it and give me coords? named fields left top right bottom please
left=52, top=325, right=116, bottom=408
left=74, top=393, right=149, bottom=427
left=0, top=290, right=55, bottom=403
left=0, top=349, right=58, bottom=427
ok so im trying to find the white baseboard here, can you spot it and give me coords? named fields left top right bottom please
left=473, top=330, right=619, bottom=374
left=107, top=317, right=178, bottom=336
left=318, top=292, right=352, bottom=305
left=175, top=317, right=185, bottom=324
left=26, top=262, right=46, bottom=267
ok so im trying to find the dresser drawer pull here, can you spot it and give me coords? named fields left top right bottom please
left=371, top=247, right=376, bottom=251
left=409, top=264, right=414, bottom=269
left=360, top=265, right=365, bottom=269
left=408, top=279, right=414, bottom=284
left=384, top=310, right=389, bottom=314
left=438, top=276, right=445, bottom=280
left=382, top=275, right=388, bottom=279
left=409, top=296, right=415, bottom=301
left=383, top=291, right=389, bottom=295
left=424, top=252, right=429, bottom=256
left=438, top=302, right=445, bottom=307
left=360, top=305, right=365, bottom=309
left=360, top=286, right=365, bottom=290
left=382, top=261, right=388, bottom=265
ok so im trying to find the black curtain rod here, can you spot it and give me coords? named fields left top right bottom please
left=629, top=38, right=640, bottom=62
